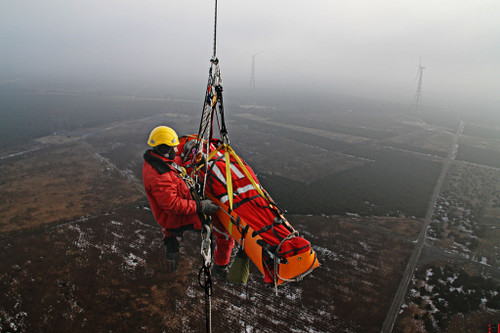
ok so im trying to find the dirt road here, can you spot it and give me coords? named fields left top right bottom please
left=380, top=120, right=464, bottom=333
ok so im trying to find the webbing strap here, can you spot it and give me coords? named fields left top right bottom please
left=203, top=143, right=271, bottom=213
left=226, top=145, right=267, bottom=199
left=224, top=148, right=233, bottom=210
left=232, top=194, right=261, bottom=210
left=207, top=143, right=223, bottom=161
left=227, top=215, right=234, bottom=236
left=252, top=218, right=283, bottom=238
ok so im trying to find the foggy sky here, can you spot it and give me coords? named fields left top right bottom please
left=1, top=0, right=499, bottom=111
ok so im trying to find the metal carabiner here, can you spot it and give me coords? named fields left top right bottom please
left=200, top=224, right=212, bottom=266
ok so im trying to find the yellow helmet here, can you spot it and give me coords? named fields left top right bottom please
left=147, top=126, right=179, bottom=147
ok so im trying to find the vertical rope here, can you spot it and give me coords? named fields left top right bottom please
left=199, top=3, right=218, bottom=332
left=213, top=0, right=218, bottom=59
left=198, top=263, right=213, bottom=333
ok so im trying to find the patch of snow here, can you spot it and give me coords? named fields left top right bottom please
left=185, top=286, right=198, bottom=299
left=133, top=219, right=156, bottom=229
left=123, top=253, right=145, bottom=269
left=358, top=241, right=370, bottom=251
left=352, top=252, right=365, bottom=260
left=447, top=274, right=457, bottom=284
left=314, top=246, right=339, bottom=262
left=111, top=232, right=123, bottom=239
left=284, top=288, right=302, bottom=302
left=134, top=229, right=146, bottom=242
left=68, top=225, right=91, bottom=249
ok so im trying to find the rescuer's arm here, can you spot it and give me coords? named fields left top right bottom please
left=150, top=173, right=199, bottom=215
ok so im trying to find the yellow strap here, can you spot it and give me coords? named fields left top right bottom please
left=194, top=142, right=222, bottom=173
left=207, top=144, right=223, bottom=161
left=200, top=142, right=270, bottom=211
left=224, top=148, right=234, bottom=211
left=226, top=145, right=267, bottom=199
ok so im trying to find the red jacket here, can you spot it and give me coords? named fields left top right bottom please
left=142, top=150, right=202, bottom=237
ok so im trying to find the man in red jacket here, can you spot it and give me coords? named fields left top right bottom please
left=142, top=126, right=233, bottom=276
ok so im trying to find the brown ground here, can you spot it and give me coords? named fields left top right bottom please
left=0, top=139, right=423, bottom=332
left=1, top=113, right=498, bottom=332
left=0, top=142, right=143, bottom=235
left=0, top=204, right=420, bottom=332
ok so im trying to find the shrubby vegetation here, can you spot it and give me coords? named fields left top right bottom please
left=410, top=265, right=500, bottom=331
left=429, top=195, right=483, bottom=250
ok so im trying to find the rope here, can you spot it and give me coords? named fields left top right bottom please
left=196, top=0, right=228, bottom=205
left=197, top=0, right=227, bottom=146
left=198, top=263, right=213, bottom=333
left=197, top=2, right=219, bottom=332
left=272, top=232, right=318, bottom=294
left=213, top=0, right=218, bottom=59
left=198, top=82, right=212, bottom=140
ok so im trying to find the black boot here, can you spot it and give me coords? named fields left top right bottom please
left=212, top=264, right=229, bottom=281
left=163, top=237, right=180, bottom=271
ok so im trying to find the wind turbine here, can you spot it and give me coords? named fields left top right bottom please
left=249, top=51, right=264, bottom=108
left=414, top=59, right=425, bottom=114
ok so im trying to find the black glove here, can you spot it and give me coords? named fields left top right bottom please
left=199, top=199, right=219, bottom=213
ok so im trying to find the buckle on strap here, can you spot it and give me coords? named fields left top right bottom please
left=252, top=217, right=283, bottom=238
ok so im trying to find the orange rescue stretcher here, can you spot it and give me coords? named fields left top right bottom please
left=180, top=136, right=319, bottom=286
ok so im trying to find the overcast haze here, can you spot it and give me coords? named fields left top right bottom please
left=1, top=0, right=499, bottom=112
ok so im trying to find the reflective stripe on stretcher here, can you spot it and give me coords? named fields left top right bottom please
left=209, top=161, right=245, bottom=185
left=220, top=183, right=257, bottom=205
